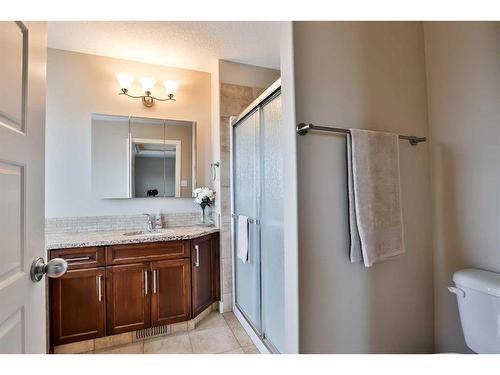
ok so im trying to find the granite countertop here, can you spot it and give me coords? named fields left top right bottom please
left=46, top=226, right=220, bottom=250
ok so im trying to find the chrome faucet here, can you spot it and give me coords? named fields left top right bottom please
left=143, top=214, right=154, bottom=232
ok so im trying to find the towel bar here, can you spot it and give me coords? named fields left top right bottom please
left=296, top=123, right=427, bottom=146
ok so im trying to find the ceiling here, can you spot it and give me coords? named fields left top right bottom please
left=47, top=21, right=281, bottom=72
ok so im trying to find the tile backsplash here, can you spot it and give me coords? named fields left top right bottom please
left=46, top=212, right=217, bottom=234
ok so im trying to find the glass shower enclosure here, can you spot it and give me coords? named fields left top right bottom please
left=231, top=80, right=284, bottom=353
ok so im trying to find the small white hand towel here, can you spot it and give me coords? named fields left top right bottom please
left=347, top=129, right=406, bottom=267
left=237, top=215, right=249, bottom=263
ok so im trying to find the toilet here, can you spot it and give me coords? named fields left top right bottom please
left=449, top=268, right=500, bottom=353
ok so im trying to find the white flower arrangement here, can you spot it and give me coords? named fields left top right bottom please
left=193, top=187, right=216, bottom=209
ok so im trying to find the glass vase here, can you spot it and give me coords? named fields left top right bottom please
left=198, top=205, right=213, bottom=226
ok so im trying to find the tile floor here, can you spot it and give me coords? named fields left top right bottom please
left=92, top=312, right=260, bottom=354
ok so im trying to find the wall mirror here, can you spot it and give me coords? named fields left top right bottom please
left=91, top=114, right=196, bottom=199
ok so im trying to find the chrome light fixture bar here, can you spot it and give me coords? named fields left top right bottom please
left=117, top=74, right=178, bottom=107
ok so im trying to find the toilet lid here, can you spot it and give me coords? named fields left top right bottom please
left=453, top=268, right=500, bottom=297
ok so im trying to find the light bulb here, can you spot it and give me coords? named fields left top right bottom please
left=116, top=74, right=134, bottom=90
left=140, top=77, right=156, bottom=93
left=164, top=80, right=178, bottom=95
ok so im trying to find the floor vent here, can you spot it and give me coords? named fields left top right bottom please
left=135, top=325, right=169, bottom=340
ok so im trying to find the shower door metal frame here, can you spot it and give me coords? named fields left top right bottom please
left=230, top=79, right=282, bottom=354
left=230, top=106, right=262, bottom=337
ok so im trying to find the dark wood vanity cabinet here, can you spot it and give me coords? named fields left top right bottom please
left=106, top=263, right=151, bottom=335
left=49, top=232, right=219, bottom=347
left=151, top=259, right=192, bottom=326
left=50, top=267, right=106, bottom=345
left=191, top=234, right=220, bottom=317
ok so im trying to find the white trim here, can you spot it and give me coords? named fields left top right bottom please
left=126, top=136, right=131, bottom=198
left=279, top=21, right=300, bottom=354
left=92, top=113, right=129, bottom=122
left=132, top=137, right=164, bottom=145
left=131, top=137, right=182, bottom=198
left=191, top=121, right=197, bottom=196
left=132, top=137, right=164, bottom=146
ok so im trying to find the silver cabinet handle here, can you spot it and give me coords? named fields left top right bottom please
left=144, top=270, right=148, bottom=295
left=66, top=256, right=91, bottom=262
left=194, top=245, right=200, bottom=267
left=97, top=275, right=103, bottom=302
left=153, top=269, right=157, bottom=294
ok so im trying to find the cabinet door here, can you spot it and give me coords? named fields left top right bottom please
left=106, top=263, right=150, bottom=335
left=191, top=234, right=220, bottom=317
left=151, top=259, right=191, bottom=326
left=50, top=268, right=105, bottom=346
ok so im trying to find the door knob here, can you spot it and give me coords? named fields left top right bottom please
left=30, top=257, right=68, bottom=282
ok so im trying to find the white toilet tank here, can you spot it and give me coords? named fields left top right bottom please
left=450, top=268, right=500, bottom=353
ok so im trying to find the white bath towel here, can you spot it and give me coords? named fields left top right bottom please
left=347, top=129, right=405, bottom=267
left=237, top=215, right=250, bottom=263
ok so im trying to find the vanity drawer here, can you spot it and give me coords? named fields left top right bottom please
left=49, top=247, right=105, bottom=270
left=106, top=240, right=190, bottom=265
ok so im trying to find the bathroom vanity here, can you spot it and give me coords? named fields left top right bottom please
left=44, top=111, right=222, bottom=351
left=46, top=227, right=219, bottom=347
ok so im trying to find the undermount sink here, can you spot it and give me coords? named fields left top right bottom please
left=122, top=230, right=169, bottom=236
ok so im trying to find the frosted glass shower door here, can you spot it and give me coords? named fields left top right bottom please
left=233, top=109, right=261, bottom=332
left=260, top=94, right=284, bottom=352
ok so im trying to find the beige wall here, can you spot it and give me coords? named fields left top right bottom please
left=209, top=59, right=221, bottom=215
left=294, top=22, right=434, bottom=353
left=46, top=48, right=211, bottom=217
left=219, top=60, right=280, bottom=88
left=424, top=22, right=500, bottom=353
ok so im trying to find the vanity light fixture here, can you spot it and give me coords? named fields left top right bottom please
left=117, top=74, right=178, bottom=107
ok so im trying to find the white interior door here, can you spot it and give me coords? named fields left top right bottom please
left=0, top=21, right=48, bottom=353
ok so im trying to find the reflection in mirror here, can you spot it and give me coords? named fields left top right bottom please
left=164, top=120, right=195, bottom=198
left=91, top=114, right=196, bottom=199
left=130, top=116, right=165, bottom=198
left=132, top=141, right=180, bottom=198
